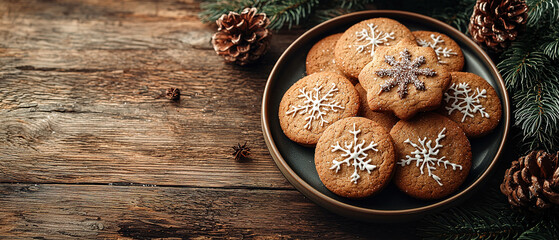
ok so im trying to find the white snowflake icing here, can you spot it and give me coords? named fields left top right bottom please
left=416, top=34, right=457, bottom=64
left=397, top=128, right=462, bottom=186
left=444, top=82, right=490, bottom=122
left=286, top=83, right=344, bottom=130
left=330, top=123, right=378, bottom=184
left=355, top=23, right=395, bottom=57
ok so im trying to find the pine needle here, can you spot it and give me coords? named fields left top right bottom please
left=527, top=0, right=559, bottom=26
left=498, top=42, right=549, bottom=91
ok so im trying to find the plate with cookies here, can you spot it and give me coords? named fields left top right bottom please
left=261, top=10, right=510, bottom=221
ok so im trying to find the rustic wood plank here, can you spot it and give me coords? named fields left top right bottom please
left=0, top=0, right=305, bottom=187
left=0, top=49, right=291, bottom=187
left=0, top=184, right=415, bottom=239
left=0, top=0, right=201, bottom=50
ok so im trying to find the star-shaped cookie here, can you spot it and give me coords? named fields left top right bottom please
left=358, top=40, right=451, bottom=120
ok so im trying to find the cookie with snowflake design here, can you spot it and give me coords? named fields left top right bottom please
left=390, top=113, right=472, bottom=200
left=413, top=31, right=464, bottom=71
left=355, top=83, right=399, bottom=131
left=315, top=117, right=396, bottom=198
left=438, top=72, right=502, bottom=137
left=334, top=18, right=415, bottom=80
left=359, top=40, right=451, bottom=120
left=279, top=72, right=360, bottom=146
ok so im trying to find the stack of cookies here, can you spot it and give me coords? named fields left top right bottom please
left=279, top=18, right=502, bottom=200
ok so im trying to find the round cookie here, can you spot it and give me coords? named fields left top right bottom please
left=355, top=83, right=398, bottom=131
left=413, top=31, right=464, bottom=71
left=335, top=18, right=415, bottom=79
left=306, top=34, right=347, bottom=76
left=439, top=72, right=502, bottom=137
left=315, top=117, right=396, bottom=198
left=358, top=40, right=451, bottom=120
left=390, top=113, right=472, bottom=200
left=279, top=72, right=360, bottom=146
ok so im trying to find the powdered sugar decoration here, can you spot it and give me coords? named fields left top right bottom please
left=355, top=23, right=395, bottom=57
left=330, top=123, right=379, bottom=184
left=375, top=48, right=437, bottom=99
left=286, top=83, right=345, bottom=130
left=417, top=34, right=457, bottom=64
left=444, top=82, right=489, bottom=122
left=398, top=128, right=462, bottom=186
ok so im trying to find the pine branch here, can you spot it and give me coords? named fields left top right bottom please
left=417, top=187, right=528, bottom=240
left=199, top=0, right=265, bottom=23
left=542, top=39, right=559, bottom=60
left=311, top=0, right=374, bottom=24
left=262, top=0, right=319, bottom=29
left=539, top=24, right=559, bottom=60
left=375, top=0, right=475, bottom=34
left=498, top=11, right=559, bottom=152
left=200, top=0, right=320, bottom=30
left=312, top=8, right=350, bottom=23
left=418, top=182, right=559, bottom=240
left=527, top=0, right=559, bottom=26
left=518, top=215, right=559, bottom=240
left=497, top=42, right=549, bottom=91
left=430, top=0, right=476, bottom=33
left=338, top=0, right=374, bottom=9
left=513, top=73, right=559, bottom=152
left=199, top=0, right=373, bottom=30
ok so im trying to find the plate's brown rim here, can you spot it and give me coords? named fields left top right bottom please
left=261, top=10, right=510, bottom=217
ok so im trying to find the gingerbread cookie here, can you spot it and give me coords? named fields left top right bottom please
left=306, top=33, right=347, bottom=76
left=390, top=113, right=472, bottom=200
left=355, top=83, right=398, bottom=131
left=439, top=72, right=502, bottom=137
left=358, top=40, right=451, bottom=120
left=413, top=31, right=464, bottom=71
left=315, top=117, right=396, bottom=198
left=335, top=18, right=415, bottom=79
left=279, top=72, right=360, bottom=146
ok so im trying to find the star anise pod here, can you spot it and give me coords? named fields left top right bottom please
left=232, top=142, right=251, bottom=161
left=166, top=88, right=180, bottom=101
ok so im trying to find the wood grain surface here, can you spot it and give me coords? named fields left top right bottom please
left=0, top=0, right=415, bottom=238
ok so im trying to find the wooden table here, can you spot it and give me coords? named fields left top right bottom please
left=0, top=1, right=415, bottom=238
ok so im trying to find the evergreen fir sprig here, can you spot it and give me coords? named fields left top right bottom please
left=497, top=2, right=559, bottom=153
left=517, top=215, right=559, bottom=240
left=418, top=187, right=527, bottom=240
left=430, top=0, right=476, bottom=33
left=199, top=0, right=374, bottom=30
left=539, top=23, right=559, bottom=59
left=199, top=0, right=263, bottom=23
left=514, top=78, right=559, bottom=152
left=526, top=0, right=559, bottom=26
left=542, top=39, right=559, bottom=60
left=375, top=0, right=476, bottom=34
left=498, top=42, right=550, bottom=91
left=418, top=184, right=559, bottom=240
left=263, top=0, right=319, bottom=29
left=310, top=0, right=374, bottom=24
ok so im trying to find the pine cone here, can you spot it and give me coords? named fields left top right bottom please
left=500, top=150, right=559, bottom=212
left=468, top=0, right=528, bottom=52
left=211, top=8, right=272, bottom=66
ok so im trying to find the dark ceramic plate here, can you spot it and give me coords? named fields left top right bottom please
left=261, top=10, right=510, bottom=221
